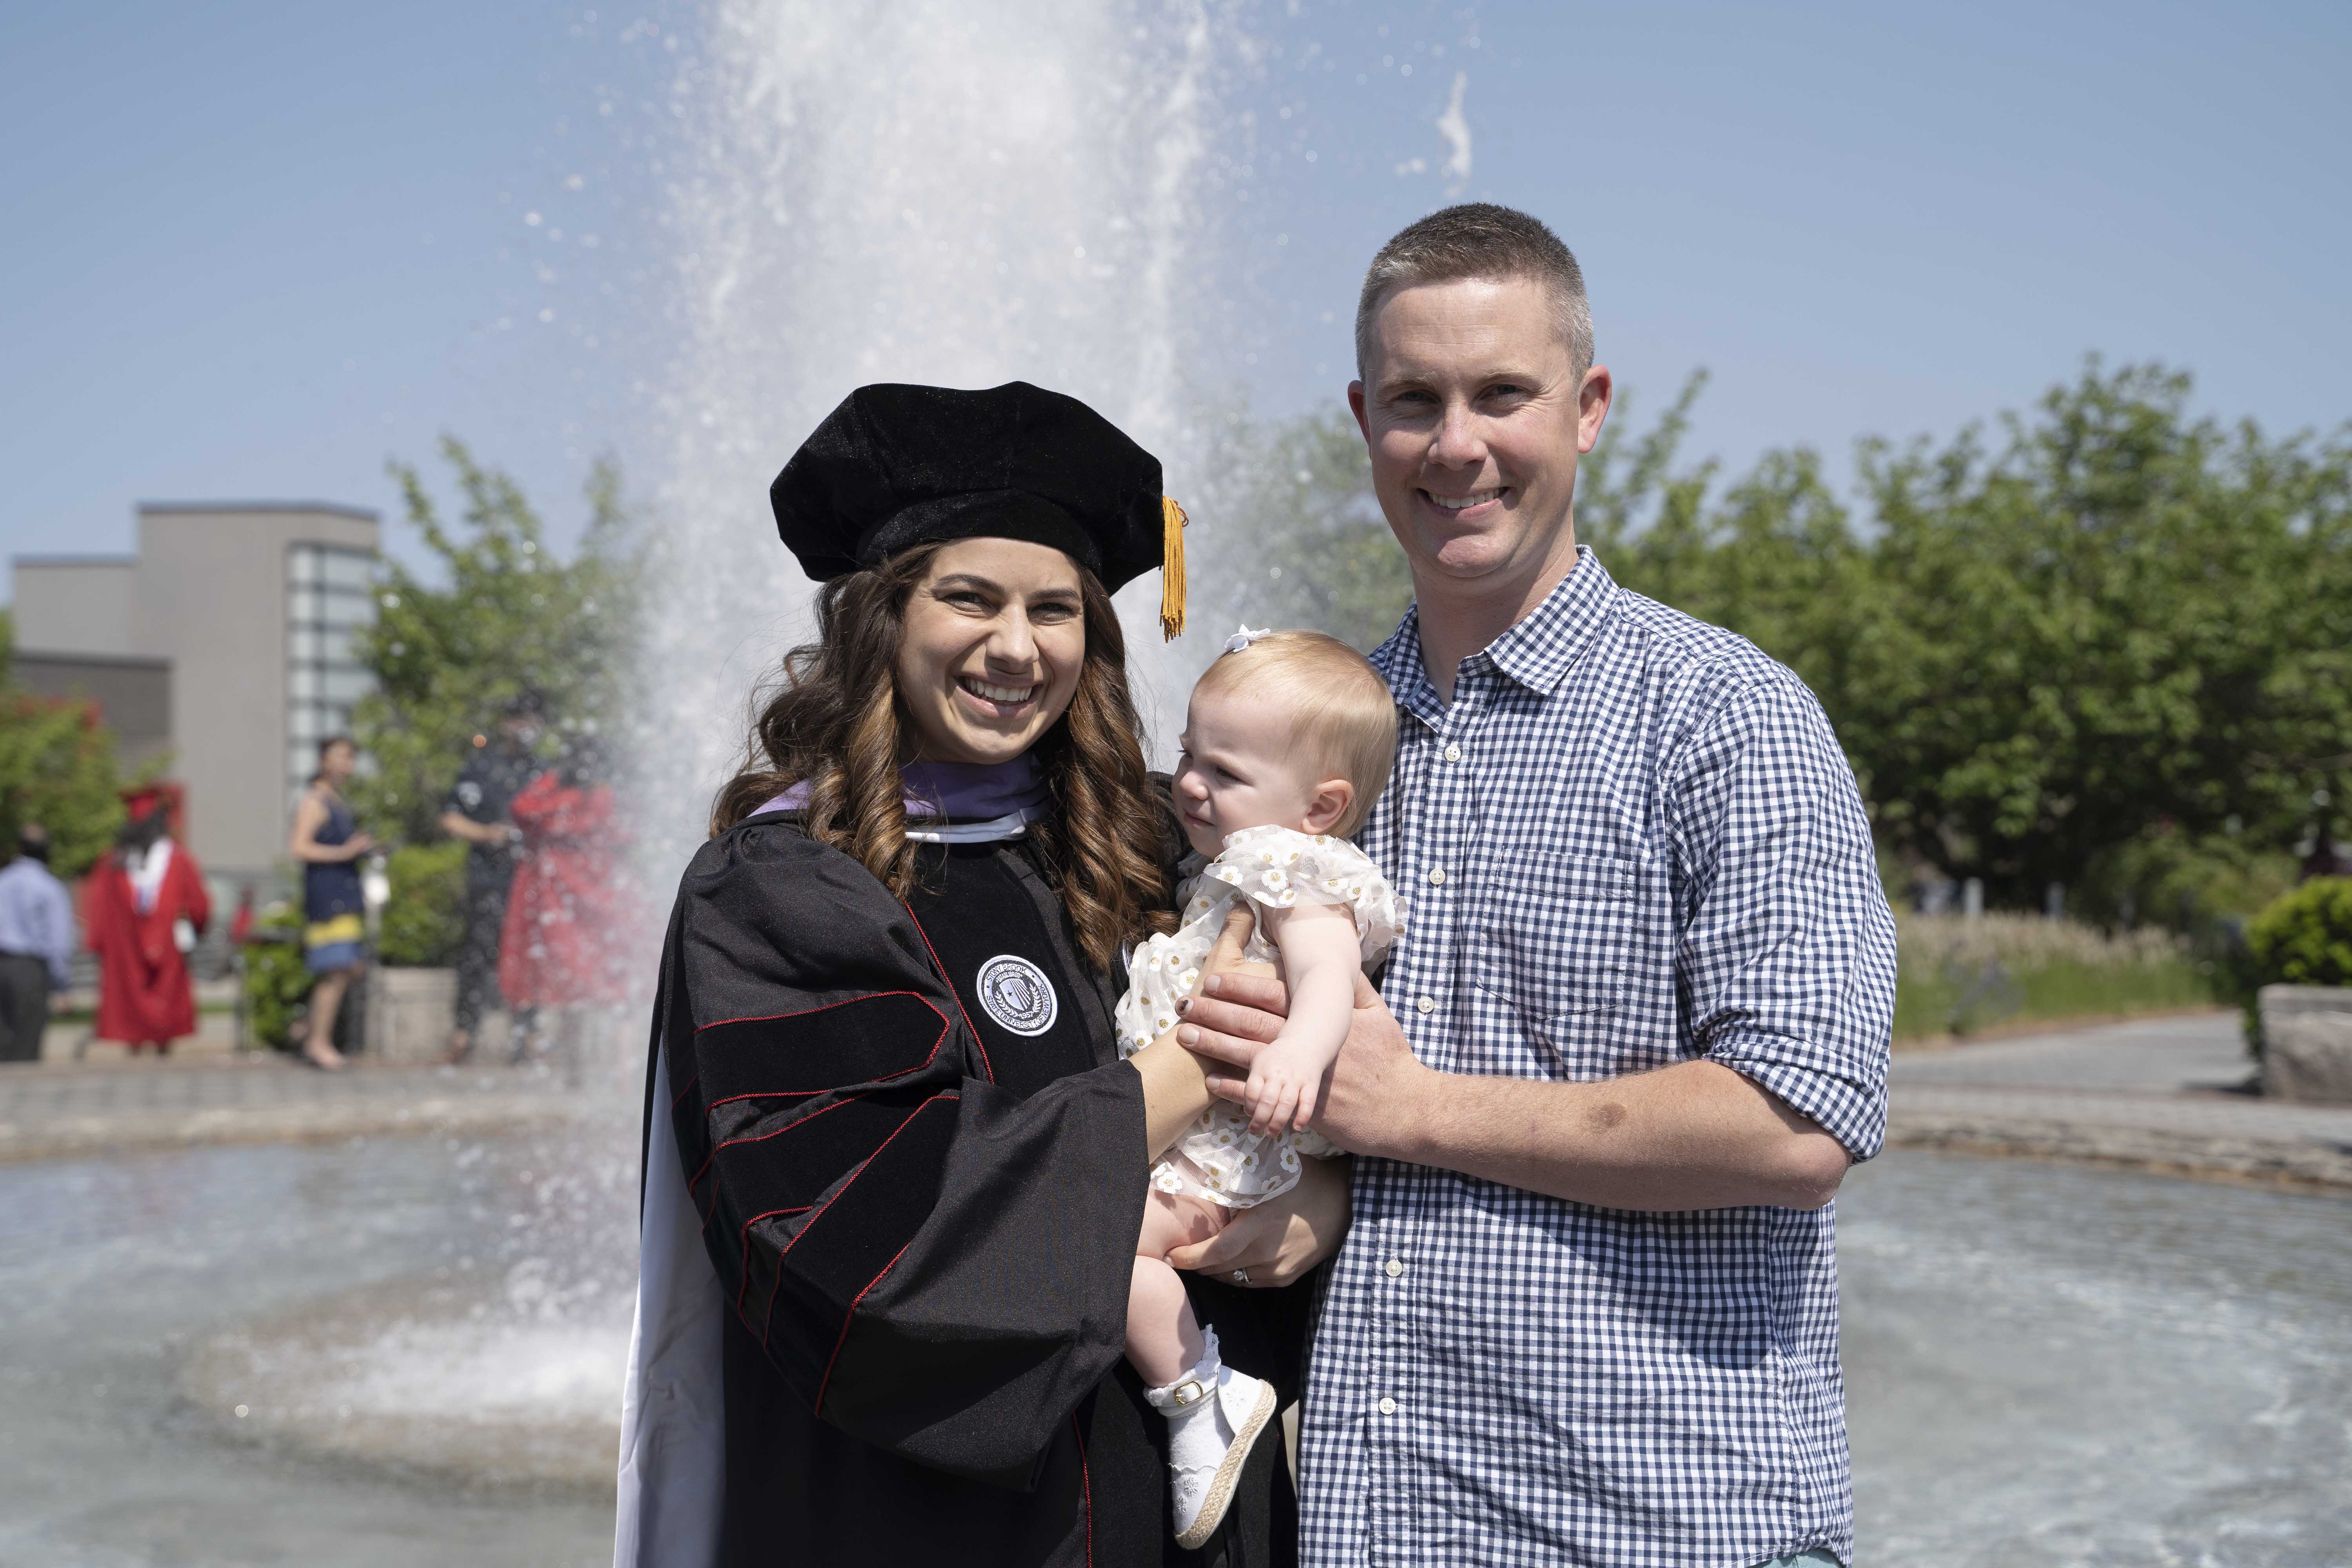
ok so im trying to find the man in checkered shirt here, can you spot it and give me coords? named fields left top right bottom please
left=1175, top=205, right=1897, bottom=1566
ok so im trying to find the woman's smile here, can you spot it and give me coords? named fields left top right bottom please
left=957, top=673, right=1042, bottom=718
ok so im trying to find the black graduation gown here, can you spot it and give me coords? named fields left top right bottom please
left=638, top=809, right=1307, bottom=1567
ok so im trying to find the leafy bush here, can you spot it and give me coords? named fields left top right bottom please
left=241, top=904, right=311, bottom=1050
left=2246, top=878, right=2352, bottom=990
left=378, top=839, right=468, bottom=967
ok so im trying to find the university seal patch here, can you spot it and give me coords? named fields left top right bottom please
left=975, top=954, right=1058, bottom=1037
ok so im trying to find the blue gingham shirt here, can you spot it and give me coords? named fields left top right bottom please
left=1300, top=548, right=1896, bottom=1568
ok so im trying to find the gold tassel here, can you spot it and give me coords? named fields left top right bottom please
left=1159, top=495, right=1188, bottom=641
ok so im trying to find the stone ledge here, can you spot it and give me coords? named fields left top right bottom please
left=1886, top=1109, right=2352, bottom=1192
left=0, top=1091, right=592, bottom=1165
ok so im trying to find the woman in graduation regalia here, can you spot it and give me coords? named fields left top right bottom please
left=617, top=382, right=1347, bottom=1568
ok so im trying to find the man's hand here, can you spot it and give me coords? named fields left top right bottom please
left=1181, top=969, right=1429, bottom=1160
left=1166, top=1154, right=1351, bottom=1288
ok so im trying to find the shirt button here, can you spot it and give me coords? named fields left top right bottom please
left=1415, top=996, right=1437, bottom=1014
left=1377, top=1396, right=1397, bottom=1416
left=1443, top=744, right=1462, bottom=762
left=1384, top=1258, right=1405, bottom=1278
left=1426, top=867, right=1446, bottom=886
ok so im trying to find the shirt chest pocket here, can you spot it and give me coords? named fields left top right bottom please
left=1466, top=848, right=1641, bottom=1025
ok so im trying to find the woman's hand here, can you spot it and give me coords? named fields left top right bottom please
left=1166, top=1154, right=1351, bottom=1288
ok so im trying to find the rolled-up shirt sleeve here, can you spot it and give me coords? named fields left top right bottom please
left=1664, top=668, right=1896, bottom=1161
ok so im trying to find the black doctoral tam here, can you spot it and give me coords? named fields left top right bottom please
left=770, top=381, right=1189, bottom=634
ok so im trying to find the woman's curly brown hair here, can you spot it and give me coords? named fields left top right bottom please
left=711, top=543, right=1175, bottom=975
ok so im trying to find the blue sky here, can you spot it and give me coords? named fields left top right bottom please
left=5, top=0, right=2348, bottom=592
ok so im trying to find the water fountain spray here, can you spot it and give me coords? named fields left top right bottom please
left=635, top=0, right=1234, bottom=860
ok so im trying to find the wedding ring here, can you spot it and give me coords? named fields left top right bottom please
left=1232, top=1269, right=1250, bottom=1285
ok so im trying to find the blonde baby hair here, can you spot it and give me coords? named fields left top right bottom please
left=1196, top=630, right=1397, bottom=837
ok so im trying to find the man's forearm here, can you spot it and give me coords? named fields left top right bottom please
left=438, top=813, right=505, bottom=846
left=1372, top=1058, right=1850, bottom=1212
left=1178, top=972, right=1852, bottom=1212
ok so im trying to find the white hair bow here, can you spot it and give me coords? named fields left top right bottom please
left=1222, top=624, right=1274, bottom=655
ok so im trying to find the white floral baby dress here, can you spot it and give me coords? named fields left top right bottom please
left=1116, top=824, right=1401, bottom=1207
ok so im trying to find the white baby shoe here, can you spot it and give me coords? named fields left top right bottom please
left=1142, top=1326, right=1278, bottom=1550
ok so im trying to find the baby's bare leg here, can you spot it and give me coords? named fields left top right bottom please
left=1129, top=1190, right=1226, bottom=1385
left=1126, top=914, right=1273, bottom=1385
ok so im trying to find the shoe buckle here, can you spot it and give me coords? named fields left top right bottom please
left=1170, top=1377, right=1208, bottom=1408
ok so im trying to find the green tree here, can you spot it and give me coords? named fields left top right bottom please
left=349, top=439, right=639, bottom=846
left=1564, top=361, right=2352, bottom=911
left=0, top=610, right=123, bottom=875
left=1844, top=361, right=2352, bottom=903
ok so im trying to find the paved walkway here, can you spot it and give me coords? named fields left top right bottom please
left=1886, top=1011, right=2352, bottom=1190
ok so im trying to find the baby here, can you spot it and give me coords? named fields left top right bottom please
left=1118, top=627, right=1400, bottom=1548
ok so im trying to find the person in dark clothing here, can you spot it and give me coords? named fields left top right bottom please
left=615, top=383, right=1347, bottom=1568
left=438, top=692, right=544, bottom=1064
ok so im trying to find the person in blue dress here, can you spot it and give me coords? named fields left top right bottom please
left=288, top=735, right=374, bottom=1070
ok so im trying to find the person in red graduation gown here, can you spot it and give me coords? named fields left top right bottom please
left=85, top=799, right=211, bottom=1052
left=497, top=739, right=630, bottom=1012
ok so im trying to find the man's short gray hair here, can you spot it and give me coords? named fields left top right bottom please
left=1353, top=203, right=1593, bottom=381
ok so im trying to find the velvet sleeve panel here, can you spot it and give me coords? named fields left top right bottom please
left=662, top=817, right=1146, bottom=1486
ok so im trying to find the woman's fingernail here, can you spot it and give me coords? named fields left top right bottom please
left=1204, top=975, right=1222, bottom=995
left=1177, top=1025, right=1197, bottom=1046
left=1176, top=997, right=1191, bottom=1015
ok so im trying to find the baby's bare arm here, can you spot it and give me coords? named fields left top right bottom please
left=1245, top=903, right=1362, bottom=1132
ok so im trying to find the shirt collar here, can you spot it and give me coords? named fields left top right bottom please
left=1369, top=546, right=1619, bottom=720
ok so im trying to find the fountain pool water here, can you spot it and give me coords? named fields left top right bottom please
left=3, top=1136, right=2346, bottom=1566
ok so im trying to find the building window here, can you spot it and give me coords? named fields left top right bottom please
left=286, top=544, right=376, bottom=800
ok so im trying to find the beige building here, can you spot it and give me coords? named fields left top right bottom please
left=13, top=503, right=379, bottom=886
